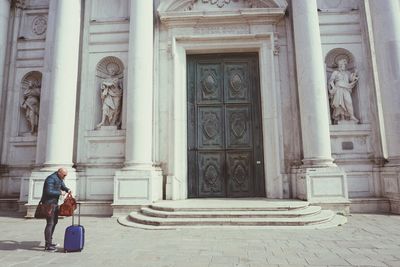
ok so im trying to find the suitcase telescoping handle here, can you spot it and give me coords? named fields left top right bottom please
left=72, top=202, right=81, bottom=226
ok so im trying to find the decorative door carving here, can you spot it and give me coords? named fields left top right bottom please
left=188, top=53, right=265, bottom=198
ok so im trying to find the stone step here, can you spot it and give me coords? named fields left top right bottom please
left=118, top=212, right=347, bottom=230
left=118, top=199, right=347, bottom=229
left=150, top=199, right=310, bottom=212
left=140, top=205, right=322, bottom=218
left=123, top=209, right=335, bottom=227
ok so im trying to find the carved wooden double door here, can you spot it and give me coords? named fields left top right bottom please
left=187, top=53, right=265, bottom=198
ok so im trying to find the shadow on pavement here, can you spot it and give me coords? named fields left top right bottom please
left=0, top=240, right=43, bottom=251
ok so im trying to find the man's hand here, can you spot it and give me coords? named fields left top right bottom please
left=61, top=190, right=66, bottom=196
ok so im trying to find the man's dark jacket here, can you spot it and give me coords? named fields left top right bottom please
left=41, top=172, right=70, bottom=205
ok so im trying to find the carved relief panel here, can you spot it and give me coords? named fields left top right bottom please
left=19, top=11, right=48, bottom=40
left=227, top=152, right=252, bottom=195
left=197, top=63, right=223, bottom=103
left=198, top=152, right=225, bottom=196
left=226, top=107, right=251, bottom=148
left=198, top=108, right=224, bottom=149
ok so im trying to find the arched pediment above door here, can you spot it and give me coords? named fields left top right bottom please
left=158, top=0, right=288, bottom=25
left=158, top=0, right=288, bottom=12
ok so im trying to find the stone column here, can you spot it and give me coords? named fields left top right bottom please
left=369, top=0, right=400, bottom=165
left=369, top=0, right=400, bottom=213
left=125, top=0, right=153, bottom=168
left=113, top=0, right=162, bottom=215
left=26, top=0, right=81, bottom=217
left=292, top=0, right=348, bottom=210
left=0, top=0, right=10, bottom=156
left=43, top=0, right=81, bottom=168
left=0, top=0, right=10, bottom=106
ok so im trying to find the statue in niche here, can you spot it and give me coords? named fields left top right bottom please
left=328, top=57, right=359, bottom=124
left=21, top=80, right=41, bottom=134
left=96, top=63, right=123, bottom=129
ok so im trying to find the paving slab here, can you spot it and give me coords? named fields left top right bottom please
left=0, top=212, right=399, bottom=267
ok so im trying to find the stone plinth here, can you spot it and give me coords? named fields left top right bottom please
left=112, top=168, right=163, bottom=216
left=296, top=166, right=349, bottom=214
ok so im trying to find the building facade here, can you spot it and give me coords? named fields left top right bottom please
left=0, top=0, right=399, bottom=217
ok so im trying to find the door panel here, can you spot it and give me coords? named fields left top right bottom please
left=198, top=107, right=224, bottom=149
left=188, top=53, right=265, bottom=198
left=198, top=152, right=225, bottom=197
left=226, top=106, right=252, bottom=148
left=226, top=152, right=253, bottom=196
left=197, top=63, right=223, bottom=103
left=224, top=62, right=251, bottom=103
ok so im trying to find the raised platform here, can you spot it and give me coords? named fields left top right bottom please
left=118, top=199, right=347, bottom=229
left=0, top=198, right=19, bottom=211
left=24, top=200, right=113, bottom=218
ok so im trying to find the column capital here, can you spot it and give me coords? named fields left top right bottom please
left=11, top=0, right=25, bottom=9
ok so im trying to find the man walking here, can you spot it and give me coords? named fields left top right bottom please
left=40, top=168, right=71, bottom=252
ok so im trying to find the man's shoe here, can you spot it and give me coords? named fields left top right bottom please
left=50, top=243, right=60, bottom=248
left=44, top=246, right=57, bottom=252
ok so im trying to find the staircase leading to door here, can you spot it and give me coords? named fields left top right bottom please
left=118, top=199, right=347, bottom=229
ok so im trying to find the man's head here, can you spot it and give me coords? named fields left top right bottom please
left=57, top=168, right=68, bottom=179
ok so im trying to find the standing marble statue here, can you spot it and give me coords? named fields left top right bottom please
left=21, top=80, right=41, bottom=134
left=328, top=58, right=359, bottom=124
left=96, top=65, right=123, bottom=129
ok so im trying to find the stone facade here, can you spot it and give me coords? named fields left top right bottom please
left=0, top=0, right=399, bottom=216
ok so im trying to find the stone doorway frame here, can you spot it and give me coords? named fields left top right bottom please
left=166, top=34, right=283, bottom=200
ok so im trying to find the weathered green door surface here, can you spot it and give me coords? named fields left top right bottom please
left=187, top=53, right=265, bottom=198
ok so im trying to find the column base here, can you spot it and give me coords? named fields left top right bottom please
left=165, top=175, right=184, bottom=200
left=380, top=164, right=400, bottom=214
left=112, top=167, right=163, bottom=216
left=25, top=167, right=77, bottom=218
left=296, top=166, right=350, bottom=214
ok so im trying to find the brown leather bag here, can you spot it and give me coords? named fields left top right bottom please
left=59, top=193, right=77, bottom=217
left=34, top=201, right=53, bottom=219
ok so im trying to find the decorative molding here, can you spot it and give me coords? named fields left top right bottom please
left=96, top=57, right=124, bottom=79
left=273, top=32, right=279, bottom=56
left=158, top=0, right=287, bottom=12
left=12, top=0, right=25, bottom=9
left=325, top=48, right=355, bottom=70
left=32, top=16, right=47, bottom=36
left=202, top=0, right=231, bottom=8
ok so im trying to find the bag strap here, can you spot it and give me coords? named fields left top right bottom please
left=65, top=192, right=72, bottom=199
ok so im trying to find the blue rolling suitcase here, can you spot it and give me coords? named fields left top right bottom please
left=64, top=203, right=84, bottom=252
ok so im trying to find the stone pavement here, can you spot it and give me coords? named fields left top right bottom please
left=0, top=211, right=399, bottom=267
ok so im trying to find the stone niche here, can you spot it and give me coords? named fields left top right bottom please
left=325, top=48, right=360, bottom=125
left=19, top=71, right=42, bottom=136
left=82, top=56, right=126, bottom=165
left=6, top=71, right=42, bottom=167
left=326, top=48, right=375, bottom=198
left=95, top=56, right=124, bottom=130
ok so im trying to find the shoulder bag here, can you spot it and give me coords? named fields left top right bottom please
left=34, top=201, right=53, bottom=219
left=59, top=193, right=77, bottom=217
